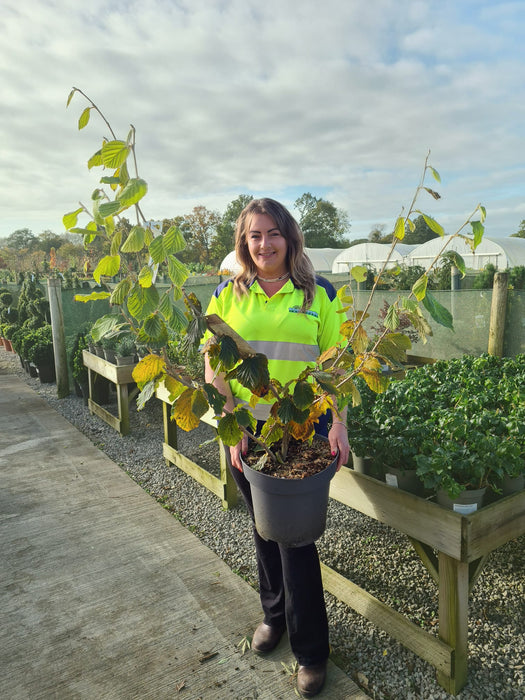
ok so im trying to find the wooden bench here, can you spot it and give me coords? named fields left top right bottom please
left=156, top=383, right=238, bottom=510
left=82, top=350, right=138, bottom=436
left=325, top=468, right=525, bottom=694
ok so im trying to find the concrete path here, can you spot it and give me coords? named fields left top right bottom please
left=0, top=362, right=366, bottom=699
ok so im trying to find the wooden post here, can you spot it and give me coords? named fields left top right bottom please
left=47, top=277, right=70, bottom=399
left=487, top=272, right=508, bottom=357
left=437, top=552, right=469, bottom=694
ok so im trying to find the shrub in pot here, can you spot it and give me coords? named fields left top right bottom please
left=65, top=88, right=487, bottom=544
left=114, top=334, right=136, bottom=365
left=26, top=325, right=55, bottom=383
left=70, top=332, right=89, bottom=401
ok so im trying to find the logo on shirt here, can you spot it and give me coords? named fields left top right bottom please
left=289, top=307, right=319, bottom=318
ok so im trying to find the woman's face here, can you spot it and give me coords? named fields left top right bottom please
left=246, top=212, right=288, bottom=278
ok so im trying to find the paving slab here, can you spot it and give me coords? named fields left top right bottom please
left=0, top=366, right=366, bottom=699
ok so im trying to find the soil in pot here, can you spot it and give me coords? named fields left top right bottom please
left=243, top=438, right=333, bottom=479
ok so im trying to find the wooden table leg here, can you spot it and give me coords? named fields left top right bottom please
left=437, top=551, right=469, bottom=694
left=117, top=381, right=130, bottom=436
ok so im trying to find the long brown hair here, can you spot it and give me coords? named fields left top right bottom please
left=233, top=198, right=316, bottom=309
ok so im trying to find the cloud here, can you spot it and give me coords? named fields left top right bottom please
left=1, top=0, right=524, bottom=241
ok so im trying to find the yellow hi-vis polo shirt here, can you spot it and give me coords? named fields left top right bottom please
left=204, top=276, right=344, bottom=418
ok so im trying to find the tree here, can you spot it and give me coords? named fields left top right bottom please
left=211, top=194, right=253, bottom=266
left=37, top=230, right=66, bottom=254
left=180, top=206, right=221, bottom=266
left=511, top=220, right=525, bottom=238
left=5, top=228, right=38, bottom=251
left=294, top=193, right=349, bottom=248
left=368, top=225, right=386, bottom=242
left=403, top=214, right=439, bottom=245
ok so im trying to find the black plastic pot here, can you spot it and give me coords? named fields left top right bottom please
left=242, top=440, right=338, bottom=548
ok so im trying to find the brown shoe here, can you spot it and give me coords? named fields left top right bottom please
left=251, top=622, right=285, bottom=654
left=297, top=661, right=327, bottom=697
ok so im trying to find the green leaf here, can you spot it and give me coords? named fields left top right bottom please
left=73, top=291, right=111, bottom=302
left=63, top=207, right=83, bottom=230
left=203, top=383, right=227, bottom=415
left=110, top=228, right=121, bottom=256
left=98, top=200, right=121, bottom=218
left=167, top=254, right=189, bottom=286
left=100, top=176, right=121, bottom=185
left=117, top=178, right=148, bottom=207
left=90, top=314, right=123, bottom=342
left=422, top=292, right=454, bottom=331
left=165, top=303, right=188, bottom=333
left=109, top=278, right=132, bottom=305
left=471, top=221, right=484, bottom=249
left=217, top=413, right=243, bottom=446
left=138, top=265, right=154, bottom=288
left=127, top=283, right=159, bottom=321
left=277, top=397, right=309, bottom=425
left=350, top=265, right=368, bottom=283
left=429, top=166, right=441, bottom=183
left=234, top=406, right=256, bottom=431
left=87, top=149, right=103, bottom=170
left=78, top=107, right=91, bottom=130
left=441, top=250, right=466, bottom=277
left=136, top=380, right=156, bottom=411
left=416, top=212, right=445, bottom=237
left=93, top=255, right=121, bottom=283
left=394, top=216, right=405, bottom=241
left=479, top=205, right=486, bottom=223
left=384, top=304, right=399, bottom=330
left=226, top=354, right=270, bottom=395
left=293, top=380, right=314, bottom=410
left=143, top=314, right=168, bottom=342
left=376, top=333, right=411, bottom=364
left=121, top=225, right=146, bottom=253
left=164, top=226, right=186, bottom=254
left=412, top=274, right=428, bottom=301
left=101, top=140, right=129, bottom=169
left=148, top=236, right=165, bottom=264
left=311, top=371, right=337, bottom=395
left=218, top=334, right=241, bottom=370
left=66, top=88, right=76, bottom=107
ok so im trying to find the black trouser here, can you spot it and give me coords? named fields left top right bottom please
left=228, top=415, right=330, bottom=666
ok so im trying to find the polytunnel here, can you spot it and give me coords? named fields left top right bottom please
left=406, top=236, right=525, bottom=271
left=331, top=243, right=416, bottom=273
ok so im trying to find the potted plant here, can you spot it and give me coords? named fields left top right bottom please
left=26, top=325, right=55, bottom=383
left=65, top=88, right=487, bottom=544
left=114, top=334, right=136, bottom=365
left=70, top=331, right=89, bottom=402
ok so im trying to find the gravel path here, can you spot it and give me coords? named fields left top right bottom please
left=3, top=351, right=523, bottom=700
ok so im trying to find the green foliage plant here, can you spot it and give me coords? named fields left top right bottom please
left=65, top=88, right=487, bottom=469
left=26, top=325, right=54, bottom=367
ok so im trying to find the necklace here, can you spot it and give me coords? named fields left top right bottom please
left=257, top=272, right=290, bottom=283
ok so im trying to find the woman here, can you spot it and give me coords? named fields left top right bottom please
left=204, top=198, right=349, bottom=697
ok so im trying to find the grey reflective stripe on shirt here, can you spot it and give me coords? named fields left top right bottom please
left=247, top=340, right=319, bottom=363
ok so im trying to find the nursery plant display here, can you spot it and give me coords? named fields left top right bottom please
left=64, top=88, right=487, bottom=538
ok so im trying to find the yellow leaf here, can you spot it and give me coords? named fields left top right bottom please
left=132, top=354, right=166, bottom=389
left=289, top=419, right=316, bottom=442
left=171, top=389, right=201, bottom=432
left=351, top=325, right=369, bottom=355
left=164, top=375, right=185, bottom=401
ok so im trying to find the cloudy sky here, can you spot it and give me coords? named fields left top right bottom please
left=1, top=0, right=524, bottom=244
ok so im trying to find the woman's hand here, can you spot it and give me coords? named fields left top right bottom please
left=328, top=422, right=349, bottom=471
left=229, top=433, right=249, bottom=472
